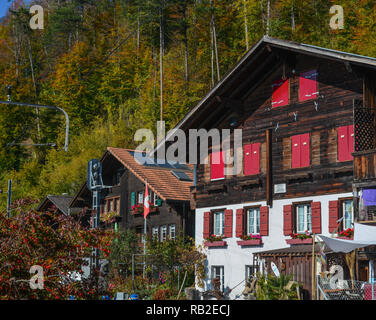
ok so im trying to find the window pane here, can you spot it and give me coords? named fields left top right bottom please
left=297, top=206, right=305, bottom=232
left=214, top=212, right=224, bottom=236
left=344, top=200, right=353, bottom=229
left=248, top=210, right=254, bottom=234
left=306, top=205, right=312, bottom=232
left=256, top=209, right=260, bottom=234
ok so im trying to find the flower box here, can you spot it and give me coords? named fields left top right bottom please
left=337, top=236, right=354, bottom=240
left=286, top=238, right=313, bottom=245
left=237, top=239, right=262, bottom=246
left=204, top=241, right=227, bottom=247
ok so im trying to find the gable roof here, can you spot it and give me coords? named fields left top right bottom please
left=37, top=195, right=73, bottom=215
left=69, top=147, right=193, bottom=208
left=154, top=35, right=376, bottom=153
left=107, top=147, right=193, bottom=202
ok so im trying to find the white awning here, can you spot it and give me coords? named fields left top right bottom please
left=318, top=223, right=376, bottom=253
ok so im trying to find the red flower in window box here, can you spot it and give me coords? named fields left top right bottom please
left=337, top=228, right=354, bottom=239
left=237, top=234, right=262, bottom=246
left=204, top=235, right=227, bottom=247
left=286, top=231, right=313, bottom=244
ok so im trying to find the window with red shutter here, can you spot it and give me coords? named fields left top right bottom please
left=299, top=70, right=318, bottom=102
left=329, top=201, right=339, bottom=233
left=203, top=211, right=211, bottom=239
left=235, top=208, right=244, bottom=238
left=291, top=133, right=310, bottom=168
left=283, top=205, right=293, bottom=235
left=338, top=125, right=354, bottom=162
left=311, top=202, right=322, bottom=234
left=260, top=206, right=269, bottom=236
left=211, top=151, right=225, bottom=181
left=272, top=78, right=289, bottom=108
left=244, top=143, right=260, bottom=176
left=224, top=209, right=233, bottom=238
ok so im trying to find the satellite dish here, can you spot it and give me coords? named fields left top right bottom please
left=271, top=262, right=280, bottom=277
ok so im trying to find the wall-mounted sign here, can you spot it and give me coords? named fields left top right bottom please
left=271, top=262, right=280, bottom=277
left=274, top=183, right=286, bottom=194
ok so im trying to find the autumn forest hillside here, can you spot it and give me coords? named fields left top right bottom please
left=0, top=0, right=375, bottom=210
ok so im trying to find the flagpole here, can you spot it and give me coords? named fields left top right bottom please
left=143, top=181, right=148, bottom=278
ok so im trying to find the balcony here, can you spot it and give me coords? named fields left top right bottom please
left=353, top=100, right=376, bottom=186
left=353, top=150, right=376, bottom=184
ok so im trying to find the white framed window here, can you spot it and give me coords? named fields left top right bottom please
left=114, top=198, right=120, bottom=213
left=152, top=226, right=159, bottom=240
left=169, top=224, right=176, bottom=240
left=160, top=225, right=167, bottom=242
left=213, top=211, right=225, bottom=236
left=343, top=200, right=353, bottom=230
left=245, top=265, right=255, bottom=281
left=211, top=266, right=225, bottom=292
left=138, top=191, right=144, bottom=204
left=154, top=193, right=160, bottom=206
left=247, top=208, right=260, bottom=235
left=296, top=204, right=311, bottom=233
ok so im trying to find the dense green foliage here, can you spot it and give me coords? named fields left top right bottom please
left=0, top=0, right=374, bottom=206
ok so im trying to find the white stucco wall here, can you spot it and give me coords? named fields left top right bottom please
left=196, top=192, right=353, bottom=300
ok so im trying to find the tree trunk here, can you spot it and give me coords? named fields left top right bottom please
left=159, top=5, right=164, bottom=125
left=27, top=38, right=40, bottom=138
left=243, top=0, right=249, bottom=51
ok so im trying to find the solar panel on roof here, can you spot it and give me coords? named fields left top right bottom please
left=171, top=170, right=192, bottom=182
left=129, top=151, right=191, bottom=170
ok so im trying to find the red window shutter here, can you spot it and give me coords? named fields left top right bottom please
left=348, top=125, right=354, bottom=160
left=338, top=126, right=349, bottom=162
left=300, top=133, right=310, bottom=168
left=235, top=208, right=244, bottom=238
left=224, top=209, right=233, bottom=238
left=244, top=143, right=260, bottom=176
left=260, top=206, right=269, bottom=236
left=211, top=151, right=224, bottom=180
left=329, top=201, right=339, bottom=233
left=203, top=211, right=211, bottom=239
left=299, top=70, right=318, bottom=102
left=272, top=78, right=289, bottom=108
left=311, top=202, right=322, bottom=234
left=291, top=135, right=301, bottom=168
left=283, top=205, right=293, bottom=235
left=292, top=134, right=310, bottom=168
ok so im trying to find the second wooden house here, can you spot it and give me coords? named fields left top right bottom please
left=69, top=147, right=195, bottom=241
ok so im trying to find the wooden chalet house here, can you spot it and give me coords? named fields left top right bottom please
left=69, top=147, right=194, bottom=242
left=37, top=195, right=74, bottom=216
left=155, top=36, right=376, bottom=299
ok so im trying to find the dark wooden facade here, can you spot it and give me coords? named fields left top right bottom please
left=192, top=55, right=362, bottom=209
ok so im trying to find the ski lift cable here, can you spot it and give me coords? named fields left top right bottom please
left=0, top=100, right=69, bottom=152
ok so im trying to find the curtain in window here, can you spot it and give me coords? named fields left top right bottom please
left=214, top=212, right=224, bottom=235
left=344, top=200, right=353, bottom=229
left=297, top=206, right=305, bottom=232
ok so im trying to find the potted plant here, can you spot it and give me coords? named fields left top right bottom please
left=286, top=231, right=313, bottom=244
left=237, top=234, right=262, bottom=246
left=204, top=235, right=227, bottom=247
left=131, top=203, right=157, bottom=215
left=337, top=228, right=354, bottom=239
left=100, top=211, right=120, bottom=224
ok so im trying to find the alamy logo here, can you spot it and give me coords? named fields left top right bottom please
left=29, top=265, right=44, bottom=289
left=29, top=5, right=44, bottom=30
left=134, top=121, right=243, bottom=176
left=329, top=5, right=344, bottom=30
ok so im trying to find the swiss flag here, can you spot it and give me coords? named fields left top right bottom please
left=143, top=184, right=151, bottom=219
